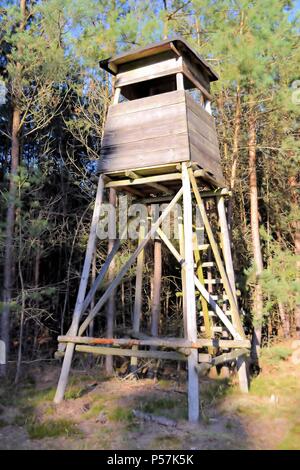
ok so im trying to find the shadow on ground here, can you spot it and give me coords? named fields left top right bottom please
left=0, top=341, right=299, bottom=450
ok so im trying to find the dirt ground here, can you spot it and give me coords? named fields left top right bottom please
left=0, top=341, right=300, bottom=450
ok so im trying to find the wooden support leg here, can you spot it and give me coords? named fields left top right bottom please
left=151, top=239, right=162, bottom=337
left=130, top=216, right=146, bottom=371
left=217, top=196, right=249, bottom=393
left=54, top=175, right=105, bottom=404
left=182, top=163, right=199, bottom=423
left=178, top=210, right=187, bottom=336
left=106, top=188, right=117, bottom=375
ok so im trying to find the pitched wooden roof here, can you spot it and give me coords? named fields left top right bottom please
left=99, top=37, right=218, bottom=82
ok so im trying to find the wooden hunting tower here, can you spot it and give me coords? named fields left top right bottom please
left=98, top=37, right=224, bottom=184
left=54, top=38, right=250, bottom=423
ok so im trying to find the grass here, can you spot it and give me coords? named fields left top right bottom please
left=85, top=400, right=105, bottom=419
left=278, top=422, right=300, bottom=450
left=201, top=378, right=231, bottom=405
left=64, top=385, right=85, bottom=400
left=261, top=345, right=292, bottom=366
left=27, top=418, right=82, bottom=439
left=108, top=406, right=133, bottom=423
left=137, top=395, right=187, bottom=420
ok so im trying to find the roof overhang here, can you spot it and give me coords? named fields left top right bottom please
left=99, top=37, right=218, bottom=82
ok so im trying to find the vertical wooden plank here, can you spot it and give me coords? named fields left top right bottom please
left=217, top=196, right=249, bottom=393
left=182, top=163, right=199, bottom=422
left=217, top=196, right=237, bottom=303
left=113, top=87, right=121, bottom=104
left=130, top=214, right=146, bottom=370
left=176, top=72, right=184, bottom=90
left=106, top=188, right=117, bottom=374
left=54, top=175, right=105, bottom=404
left=204, top=99, right=212, bottom=115
left=178, top=208, right=187, bottom=336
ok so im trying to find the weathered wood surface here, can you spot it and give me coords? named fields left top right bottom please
left=115, top=56, right=183, bottom=88
left=185, top=93, right=222, bottom=181
left=99, top=90, right=223, bottom=184
left=58, top=335, right=251, bottom=349
left=182, top=163, right=199, bottom=423
left=54, top=175, right=105, bottom=404
left=108, top=90, right=185, bottom=117
left=74, top=345, right=187, bottom=361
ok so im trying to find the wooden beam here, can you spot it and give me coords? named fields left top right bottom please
left=217, top=195, right=249, bottom=392
left=212, top=348, right=249, bottom=366
left=78, top=187, right=184, bottom=336
left=131, top=217, right=146, bottom=370
left=182, top=163, right=199, bottom=423
left=182, top=63, right=212, bottom=101
left=176, top=72, right=184, bottom=90
left=136, top=188, right=230, bottom=205
left=58, top=335, right=251, bottom=349
left=105, top=172, right=183, bottom=188
left=113, top=87, right=121, bottom=105
left=106, top=188, right=117, bottom=374
left=75, top=345, right=186, bottom=361
left=54, top=175, right=105, bottom=404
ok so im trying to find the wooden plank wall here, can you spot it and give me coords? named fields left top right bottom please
left=99, top=89, right=223, bottom=183
left=99, top=90, right=190, bottom=173
left=185, top=93, right=223, bottom=181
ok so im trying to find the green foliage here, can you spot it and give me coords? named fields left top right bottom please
left=27, top=418, right=81, bottom=439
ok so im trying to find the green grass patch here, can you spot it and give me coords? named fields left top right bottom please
left=138, top=395, right=186, bottom=420
left=250, top=373, right=298, bottom=398
left=64, top=385, right=85, bottom=400
left=261, top=345, right=292, bottom=366
left=85, top=400, right=105, bottom=419
left=278, top=422, right=300, bottom=450
left=27, top=418, right=82, bottom=439
left=108, top=406, right=133, bottom=423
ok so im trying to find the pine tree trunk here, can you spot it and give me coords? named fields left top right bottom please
left=278, top=302, right=290, bottom=338
left=289, top=176, right=300, bottom=338
left=0, top=107, right=20, bottom=376
left=227, top=85, right=241, bottom=228
left=151, top=239, right=162, bottom=337
left=248, top=99, right=264, bottom=363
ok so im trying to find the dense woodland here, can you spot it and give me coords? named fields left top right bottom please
left=0, top=0, right=299, bottom=382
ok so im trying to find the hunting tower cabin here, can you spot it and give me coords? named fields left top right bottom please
left=99, top=37, right=224, bottom=185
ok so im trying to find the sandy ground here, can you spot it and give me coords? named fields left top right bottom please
left=0, top=342, right=299, bottom=450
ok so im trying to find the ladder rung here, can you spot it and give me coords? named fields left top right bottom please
left=198, top=244, right=210, bottom=250
left=200, top=326, right=224, bottom=332
left=201, top=261, right=215, bottom=268
left=200, top=311, right=232, bottom=317
left=203, top=278, right=223, bottom=284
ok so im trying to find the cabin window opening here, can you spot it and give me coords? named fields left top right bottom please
left=120, top=74, right=177, bottom=101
